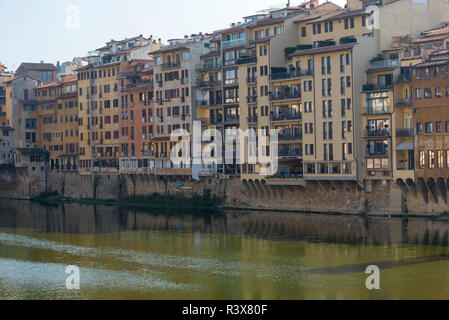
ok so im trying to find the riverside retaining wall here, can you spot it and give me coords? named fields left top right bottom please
left=0, top=166, right=448, bottom=216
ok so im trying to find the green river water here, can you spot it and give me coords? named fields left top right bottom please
left=0, top=200, right=449, bottom=300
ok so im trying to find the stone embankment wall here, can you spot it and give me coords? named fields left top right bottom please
left=0, top=165, right=448, bottom=216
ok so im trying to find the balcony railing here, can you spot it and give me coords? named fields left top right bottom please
left=246, top=76, right=257, bottom=85
left=266, top=173, right=304, bottom=179
left=224, top=116, right=239, bottom=123
left=161, top=62, right=181, bottom=70
left=236, top=56, right=257, bottom=65
left=269, top=92, right=302, bottom=101
left=197, top=80, right=222, bottom=89
left=370, top=59, right=400, bottom=69
left=222, top=38, right=245, bottom=48
left=247, top=116, right=258, bottom=124
left=278, top=149, right=303, bottom=158
left=395, top=99, right=412, bottom=107
left=270, top=113, right=302, bottom=122
left=278, top=134, right=303, bottom=141
left=396, top=128, right=413, bottom=137
left=269, top=70, right=312, bottom=81
left=362, top=83, right=393, bottom=92
left=365, top=129, right=390, bottom=137
left=365, top=107, right=391, bottom=115
left=196, top=61, right=222, bottom=71
left=246, top=96, right=257, bottom=104
left=196, top=100, right=212, bottom=107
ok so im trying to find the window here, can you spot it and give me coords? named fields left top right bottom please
left=182, top=52, right=190, bottom=60
left=437, top=150, right=444, bottom=168
left=429, top=150, right=435, bottom=169
left=436, top=87, right=442, bottom=97
left=417, top=123, right=423, bottom=134
left=416, top=88, right=422, bottom=99
left=424, top=88, right=432, bottom=98
left=425, top=122, right=433, bottom=134
left=419, top=151, right=425, bottom=169
left=301, top=27, right=306, bottom=37
left=436, top=121, right=442, bottom=133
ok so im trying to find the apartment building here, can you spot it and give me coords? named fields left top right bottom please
left=15, top=62, right=56, bottom=83
left=235, top=0, right=449, bottom=189
left=3, top=76, right=41, bottom=149
left=413, top=51, right=449, bottom=184
left=93, top=35, right=161, bottom=64
left=77, top=62, right=122, bottom=173
left=118, top=60, right=155, bottom=174
left=34, top=75, right=79, bottom=171
left=0, top=126, right=14, bottom=165
left=151, top=35, right=206, bottom=177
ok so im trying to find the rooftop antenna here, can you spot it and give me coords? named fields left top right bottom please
left=287, top=0, right=291, bottom=7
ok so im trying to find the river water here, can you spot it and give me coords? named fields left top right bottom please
left=0, top=200, right=449, bottom=300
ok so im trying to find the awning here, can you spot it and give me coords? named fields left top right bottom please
left=396, top=141, right=413, bottom=151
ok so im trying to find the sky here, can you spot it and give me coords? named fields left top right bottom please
left=0, top=0, right=347, bottom=71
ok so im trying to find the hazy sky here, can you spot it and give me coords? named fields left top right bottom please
left=0, top=0, right=347, bottom=71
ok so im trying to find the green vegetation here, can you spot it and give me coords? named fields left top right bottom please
left=296, top=44, right=313, bottom=51
left=340, top=36, right=357, bottom=44
left=271, top=67, right=287, bottom=74
left=284, top=47, right=296, bottom=57
left=317, top=40, right=336, bottom=47
left=370, top=54, right=385, bottom=63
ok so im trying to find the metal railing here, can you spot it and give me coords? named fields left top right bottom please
left=269, top=70, right=312, bottom=81
left=161, top=62, right=181, bottom=70
left=270, top=113, right=302, bottom=122
left=269, top=92, right=301, bottom=101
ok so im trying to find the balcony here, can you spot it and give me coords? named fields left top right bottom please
left=396, top=128, right=413, bottom=137
left=395, top=99, right=412, bottom=107
left=197, top=117, right=216, bottom=125
left=278, top=149, right=302, bottom=158
left=270, top=113, right=302, bottom=122
left=236, top=56, right=257, bottom=65
left=247, top=115, right=258, bottom=124
left=161, top=62, right=181, bottom=70
left=362, top=83, right=393, bottom=92
left=197, top=80, right=222, bottom=89
left=369, top=59, right=400, bottom=69
left=196, top=62, right=222, bottom=71
left=269, top=70, right=312, bottom=82
left=269, top=92, right=301, bottom=102
left=224, top=116, right=239, bottom=124
left=201, top=47, right=221, bottom=56
left=396, top=74, right=411, bottom=83
left=246, top=96, right=257, bottom=104
left=246, top=76, right=257, bottom=85
left=196, top=100, right=213, bottom=107
left=365, top=129, right=391, bottom=138
left=278, top=133, right=303, bottom=141
left=365, top=107, right=391, bottom=115
left=222, top=38, right=245, bottom=48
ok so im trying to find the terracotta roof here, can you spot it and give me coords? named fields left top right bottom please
left=415, top=59, right=449, bottom=68
left=422, top=25, right=449, bottom=37
left=16, top=63, right=56, bottom=73
left=150, top=44, right=188, bottom=55
left=414, top=34, right=449, bottom=44
left=247, top=16, right=285, bottom=29
left=289, top=43, right=356, bottom=57
left=3, top=75, right=39, bottom=84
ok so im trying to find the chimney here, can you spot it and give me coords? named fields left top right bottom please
left=158, top=38, right=162, bottom=44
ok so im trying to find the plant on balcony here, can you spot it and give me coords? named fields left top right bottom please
left=363, top=83, right=376, bottom=91
left=296, top=44, right=313, bottom=51
left=340, top=36, right=357, bottom=44
left=370, top=54, right=385, bottom=63
left=284, top=47, right=296, bottom=57
left=289, top=66, right=296, bottom=72
left=271, top=67, right=287, bottom=74
left=317, top=40, right=336, bottom=47
left=102, top=54, right=112, bottom=64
